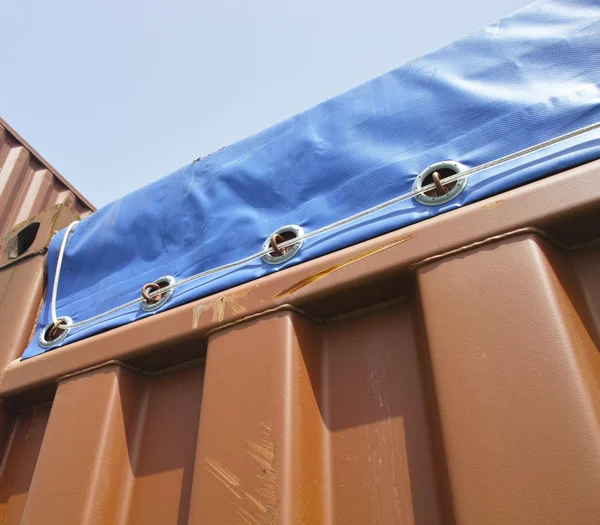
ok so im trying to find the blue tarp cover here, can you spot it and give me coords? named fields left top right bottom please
left=24, top=0, right=600, bottom=357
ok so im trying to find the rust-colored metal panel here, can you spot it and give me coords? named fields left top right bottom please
left=0, top=402, right=49, bottom=525
left=20, top=364, right=203, bottom=525
left=418, top=235, right=600, bottom=524
left=0, top=206, right=80, bottom=372
left=1, top=158, right=600, bottom=523
left=191, top=308, right=443, bottom=524
left=0, top=117, right=94, bottom=237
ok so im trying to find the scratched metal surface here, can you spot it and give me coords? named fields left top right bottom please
left=1, top=158, right=600, bottom=524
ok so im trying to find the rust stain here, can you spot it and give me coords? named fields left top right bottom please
left=274, top=234, right=416, bottom=300
left=482, top=199, right=505, bottom=209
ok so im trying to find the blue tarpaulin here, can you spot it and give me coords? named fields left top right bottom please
left=24, top=0, right=600, bottom=357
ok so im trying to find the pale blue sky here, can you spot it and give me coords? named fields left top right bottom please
left=2, top=0, right=531, bottom=208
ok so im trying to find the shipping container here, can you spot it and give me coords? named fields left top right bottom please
left=1, top=158, right=600, bottom=524
left=0, top=117, right=94, bottom=238
left=2, top=0, right=600, bottom=523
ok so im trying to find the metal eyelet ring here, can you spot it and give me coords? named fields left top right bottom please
left=141, top=283, right=161, bottom=304
left=413, top=160, right=468, bottom=206
left=39, top=316, right=73, bottom=348
left=140, top=275, right=176, bottom=311
left=262, top=225, right=304, bottom=265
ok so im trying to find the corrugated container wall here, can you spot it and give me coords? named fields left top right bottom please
left=1, top=154, right=599, bottom=524
left=2, top=2, right=600, bottom=515
left=0, top=117, right=94, bottom=237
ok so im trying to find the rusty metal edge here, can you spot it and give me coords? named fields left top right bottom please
left=2, top=159, right=600, bottom=399
left=0, top=116, right=96, bottom=212
left=0, top=205, right=80, bottom=270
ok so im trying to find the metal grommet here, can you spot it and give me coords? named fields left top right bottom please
left=262, top=225, right=304, bottom=265
left=39, top=316, right=73, bottom=348
left=413, top=160, right=468, bottom=206
left=140, top=275, right=176, bottom=311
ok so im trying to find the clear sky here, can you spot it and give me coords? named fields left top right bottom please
left=2, top=0, right=532, bottom=209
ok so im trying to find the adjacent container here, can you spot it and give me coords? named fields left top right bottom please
left=0, top=117, right=94, bottom=238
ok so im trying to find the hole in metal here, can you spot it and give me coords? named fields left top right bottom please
left=9, top=222, right=40, bottom=259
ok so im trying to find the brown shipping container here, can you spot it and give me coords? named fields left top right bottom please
left=0, top=117, right=94, bottom=238
left=1, top=129, right=600, bottom=523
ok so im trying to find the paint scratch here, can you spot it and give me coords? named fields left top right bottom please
left=274, top=234, right=416, bottom=299
left=246, top=438, right=275, bottom=471
left=242, top=490, right=269, bottom=514
left=228, top=289, right=250, bottom=315
left=482, top=199, right=505, bottom=209
left=205, top=426, right=278, bottom=524
left=238, top=508, right=260, bottom=525
left=205, top=457, right=242, bottom=499
left=192, top=289, right=251, bottom=328
left=192, top=304, right=205, bottom=328
left=217, top=296, right=225, bottom=321
left=240, top=427, right=278, bottom=523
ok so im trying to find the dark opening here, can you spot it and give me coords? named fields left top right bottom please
left=421, top=168, right=457, bottom=197
left=152, top=279, right=170, bottom=302
left=143, top=280, right=169, bottom=304
left=42, top=319, right=67, bottom=343
left=9, top=222, right=40, bottom=259
left=269, top=230, right=298, bottom=256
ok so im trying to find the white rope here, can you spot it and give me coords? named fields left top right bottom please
left=51, top=221, right=79, bottom=327
left=52, top=121, right=600, bottom=332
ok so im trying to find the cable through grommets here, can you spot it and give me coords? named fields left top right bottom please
left=48, top=321, right=67, bottom=339
left=140, top=276, right=177, bottom=312
left=262, top=225, right=305, bottom=265
left=39, top=315, right=73, bottom=348
left=43, top=121, right=600, bottom=340
left=54, top=318, right=69, bottom=330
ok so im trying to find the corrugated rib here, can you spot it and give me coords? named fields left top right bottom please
left=0, top=118, right=94, bottom=237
